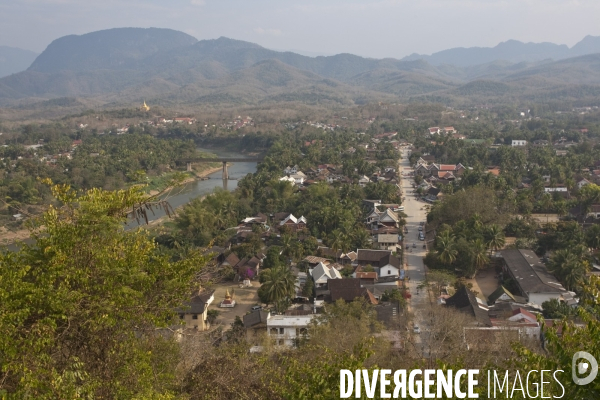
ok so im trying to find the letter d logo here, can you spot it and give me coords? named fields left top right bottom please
left=572, top=351, right=598, bottom=385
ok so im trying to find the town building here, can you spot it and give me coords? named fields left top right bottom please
left=176, top=290, right=215, bottom=331
left=500, top=249, right=574, bottom=307
left=267, top=314, right=314, bottom=346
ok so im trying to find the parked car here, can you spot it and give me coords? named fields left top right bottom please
left=419, top=221, right=425, bottom=226
left=418, top=226, right=423, bottom=231
left=418, top=232, right=425, bottom=241
left=251, top=305, right=262, bottom=311
left=413, top=326, right=421, bottom=334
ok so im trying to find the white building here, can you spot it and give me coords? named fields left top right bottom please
left=358, top=175, right=371, bottom=187
left=375, top=234, right=399, bottom=250
left=279, top=176, right=296, bottom=186
left=290, top=172, right=306, bottom=185
left=310, top=262, right=342, bottom=288
left=284, top=165, right=299, bottom=174
left=267, top=314, right=314, bottom=346
left=511, top=140, right=527, bottom=147
left=500, top=249, right=575, bottom=307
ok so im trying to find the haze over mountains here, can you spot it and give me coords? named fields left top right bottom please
left=402, top=35, right=600, bottom=66
left=2, top=27, right=600, bottom=107
left=0, top=46, right=38, bottom=79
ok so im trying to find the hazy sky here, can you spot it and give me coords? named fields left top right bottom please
left=2, top=0, right=600, bottom=58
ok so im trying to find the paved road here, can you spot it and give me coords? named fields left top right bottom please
left=399, top=149, right=430, bottom=346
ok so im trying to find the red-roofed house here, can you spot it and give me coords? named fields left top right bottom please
left=508, top=308, right=538, bottom=324
left=443, top=127, right=457, bottom=134
left=430, top=163, right=465, bottom=177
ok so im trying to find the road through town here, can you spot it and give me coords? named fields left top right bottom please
left=399, top=148, right=431, bottom=350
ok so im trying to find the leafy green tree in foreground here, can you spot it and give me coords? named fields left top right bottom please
left=0, top=182, right=206, bottom=398
left=512, top=277, right=600, bottom=399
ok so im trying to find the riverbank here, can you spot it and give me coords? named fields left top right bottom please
left=0, top=164, right=227, bottom=246
left=147, top=165, right=223, bottom=196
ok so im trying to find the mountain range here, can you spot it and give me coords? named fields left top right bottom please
left=0, top=46, right=38, bottom=79
left=2, top=27, right=600, bottom=107
left=402, top=36, right=600, bottom=66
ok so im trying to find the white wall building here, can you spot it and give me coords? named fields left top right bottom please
left=511, top=140, right=527, bottom=147
left=267, top=314, right=314, bottom=347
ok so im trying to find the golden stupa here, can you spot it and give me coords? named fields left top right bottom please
left=140, top=101, right=150, bottom=112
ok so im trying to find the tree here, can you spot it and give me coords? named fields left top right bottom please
left=0, top=183, right=206, bottom=398
left=207, top=309, right=220, bottom=324
left=585, top=224, right=600, bottom=250
left=281, top=234, right=293, bottom=259
left=513, top=279, right=600, bottom=398
left=262, top=246, right=284, bottom=269
left=470, top=238, right=490, bottom=272
left=435, top=230, right=458, bottom=266
left=301, top=282, right=314, bottom=299
left=542, top=298, right=573, bottom=319
left=258, top=265, right=296, bottom=313
left=483, top=224, right=506, bottom=255
left=548, top=249, right=588, bottom=292
left=425, top=270, right=457, bottom=296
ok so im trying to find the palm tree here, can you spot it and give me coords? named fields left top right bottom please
left=539, top=193, right=554, bottom=223
left=470, top=238, right=489, bottom=271
left=436, top=230, right=458, bottom=266
left=281, top=234, right=293, bottom=260
left=555, top=200, right=568, bottom=219
left=469, top=213, right=483, bottom=233
left=453, top=220, right=470, bottom=239
left=258, top=265, right=296, bottom=313
left=586, top=224, right=600, bottom=251
left=483, top=224, right=506, bottom=255
left=351, top=228, right=371, bottom=249
left=329, top=229, right=346, bottom=257
left=548, top=249, right=587, bottom=292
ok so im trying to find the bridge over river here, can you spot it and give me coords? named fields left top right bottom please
left=177, top=157, right=264, bottom=179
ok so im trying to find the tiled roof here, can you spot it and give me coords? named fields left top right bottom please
left=176, top=290, right=215, bottom=315
left=328, top=278, right=367, bottom=302
left=377, top=234, right=398, bottom=243
left=224, top=253, right=240, bottom=266
left=304, top=256, right=329, bottom=264
left=356, top=249, right=392, bottom=263
left=243, top=310, right=269, bottom=328
left=501, top=249, right=566, bottom=294
left=356, top=272, right=378, bottom=279
left=445, top=287, right=492, bottom=326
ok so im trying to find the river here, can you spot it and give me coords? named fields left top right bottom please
left=126, top=146, right=258, bottom=227
left=4, top=147, right=258, bottom=250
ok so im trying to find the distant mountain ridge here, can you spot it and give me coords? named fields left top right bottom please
left=2, top=28, right=600, bottom=106
left=402, top=36, right=600, bottom=66
left=0, top=46, right=39, bottom=78
left=28, top=27, right=198, bottom=73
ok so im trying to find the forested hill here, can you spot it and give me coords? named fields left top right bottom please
left=28, top=27, right=198, bottom=73
left=3, top=28, right=600, bottom=106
